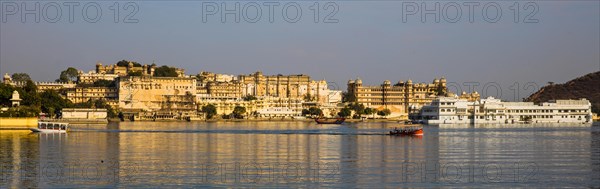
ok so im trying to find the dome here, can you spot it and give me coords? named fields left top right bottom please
left=407, top=79, right=412, bottom=84
left=355, top=78, right=362, bottom=84
left=348, top=80, right=354, bottom=84
left=3, top=73, right=10, bottom=79
left=398, top=80, right=404, bottom=84
left=383, top=80, right=391, bottom=85
left=433, top=78, right=439, bottom=83
left=440, top=77, right=446, bottom=82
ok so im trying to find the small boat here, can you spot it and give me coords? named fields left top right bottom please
left=315, top=117, right=345, bottom=124
left=389, top=126, right=423, bottom=136
left=30, top=122, right=69, bottom=133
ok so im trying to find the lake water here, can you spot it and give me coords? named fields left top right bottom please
left=1, top=121, right=600, bottom=188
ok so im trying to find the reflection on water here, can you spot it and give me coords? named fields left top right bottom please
left=1, top=122, right=600, bottom=187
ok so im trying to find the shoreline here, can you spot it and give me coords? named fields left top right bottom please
left=109, top=118, right=408, bottom=123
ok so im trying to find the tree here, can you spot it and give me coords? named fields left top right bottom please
left=0, top=106, right=40, bottom=117
left=301, top=109, right=310, bottom=116
left=0, top=81, right=40, bottom=107
left=154, top=65, right=179, bottom=77
left=21, top=80, right=40, bottom=107
left=350, top=103, right=365, bottom=116
left=243, top=95, right=257, bottom=101
left=232, top=106, right=247, bottom=119
left=40, top=90, right=72, bottom=117
left=92, top=99, right=117, bottom=118
left=116, top=60, right=141, bottom=67
left=308, top=107, right=323, bottom=116
left=342, top=92, right=356, bottom=103
left=57, top=67, right=79, bottom=82
left=0, top=83, right=16, bottom=106
left=76, top=79, right=116, bottom=88
left=337, top=107, right=352, bottom=118
left=11, top=73, right=31, bottom=83
left=202, top=104, right=217, bottom=119
left=93, top=80, right=116, bottom=87
left=364, top=108, right=374, bottom=118
left=377, top=109, right=391, bottom=117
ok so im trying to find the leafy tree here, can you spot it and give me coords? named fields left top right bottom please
left=377, top=109, right=391, bottom=117
left=21, top=80, right=40, bottom=107
left=154, top=65, right=179, bottom=77
left=337, top=107, right=352, bottom=118
left=11, top=73, right=31, bottom=83
left=342, top=92, right=356, bottom=103
left=202, top=104, right=217, bottom=119
left=93, top=99, right=117, bottom=118
left=243, top=95, right=257, bottom=101
left=309, top=107, right=323, bottom=116
left=57, top=67, right=79, bottom=82
left=116, top=60, right=141, bottom=67
left=40, top=90, right=72, bottom=117
left=350, top=103, right=365, bottom=116
left=76, top=79, right=116, bottom=88
left=232, top=106, right=247, bottom=119
left=0, top=83, right=16, bottom=106
left=363, top=107, right=374, bottom=116
left=93, top=80, right=116, bottom=87
left=301, top=109, right=310, bottom=116
left=0, top=106, right=40, bottom=117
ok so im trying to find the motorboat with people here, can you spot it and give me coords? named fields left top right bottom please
left=30, top=122, right=69, bottom=133
left=389, top=126, right=423, bottom=136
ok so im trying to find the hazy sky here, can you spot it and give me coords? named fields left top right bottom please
left=1, top=1, right=598, bottom=100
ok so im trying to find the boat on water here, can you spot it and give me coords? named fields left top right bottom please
left=315, top=117, right=345, bottom=124
left=30, top=122, right=69, bottom=133
left=389, top=126, right=423, bottom=136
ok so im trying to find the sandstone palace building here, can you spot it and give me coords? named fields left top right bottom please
left=238, top=71, right=329, bottom=103
left=347, top=77, right=448, bottom=118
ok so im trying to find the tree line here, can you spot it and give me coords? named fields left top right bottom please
left=0, top=73, right=116, bottom=118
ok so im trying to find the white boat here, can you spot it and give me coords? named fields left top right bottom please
left=30, top=122, right=69, bottom=133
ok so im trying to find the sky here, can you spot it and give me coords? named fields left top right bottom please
left=1, top=1, right=599, bottom=101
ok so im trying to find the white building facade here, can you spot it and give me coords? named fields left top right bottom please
left=421, top=96, right=593, bottom=124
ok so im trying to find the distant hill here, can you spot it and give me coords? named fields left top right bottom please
left=525, top=71, right=600, bottom=113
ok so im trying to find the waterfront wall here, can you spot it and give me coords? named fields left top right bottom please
left=0, top=117, right=37, bottom=129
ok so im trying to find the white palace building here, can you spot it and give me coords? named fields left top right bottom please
left=420, top=96, right=593, bottom=124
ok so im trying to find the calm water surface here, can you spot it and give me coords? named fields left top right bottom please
left=1, top=121, right=600, bottom=188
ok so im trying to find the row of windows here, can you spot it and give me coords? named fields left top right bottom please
left=126, top=85, right=193, bottom=90
left=359, top=89, right=436, bottom=92
left=508, top=109, right=587, bottom=113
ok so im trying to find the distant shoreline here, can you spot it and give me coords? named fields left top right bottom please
left=107, top=118, right=406, bottom=123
